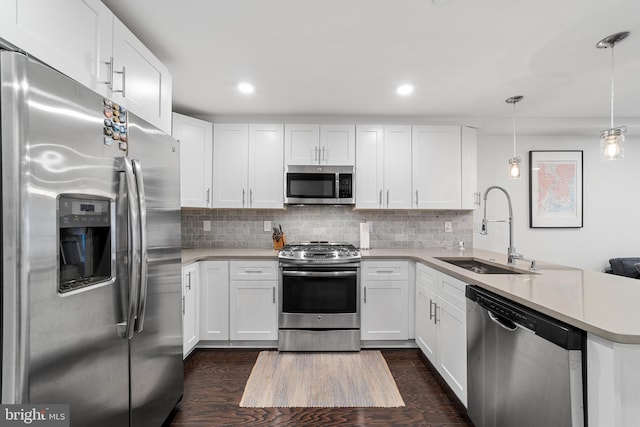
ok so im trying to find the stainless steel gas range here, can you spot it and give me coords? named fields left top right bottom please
left=278, top=242, right=361, bottom=351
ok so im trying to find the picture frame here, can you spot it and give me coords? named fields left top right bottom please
left=529, top=150, right=583, bottom=228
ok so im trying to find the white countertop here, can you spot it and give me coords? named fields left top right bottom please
left=182, top=247, right=640, bottom=344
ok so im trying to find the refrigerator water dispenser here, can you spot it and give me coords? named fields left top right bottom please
left=58, top=194, right=113, bottom=293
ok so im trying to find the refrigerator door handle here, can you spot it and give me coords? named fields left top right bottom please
left=123, top=157, right=141, bottom=340
left=132, top=159, right=149, bottom=333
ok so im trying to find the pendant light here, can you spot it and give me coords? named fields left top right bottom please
left=506, top=95, right=523, bottom=179
left=596, top=31, right=630, bottom=161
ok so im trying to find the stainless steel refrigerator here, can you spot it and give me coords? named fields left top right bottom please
left=1, top=51, right=183, bottom=426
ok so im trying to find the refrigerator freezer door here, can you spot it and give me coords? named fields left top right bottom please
left=1, top=52, right=130, bottom=426
left=127, top=115, right=183, bottom=426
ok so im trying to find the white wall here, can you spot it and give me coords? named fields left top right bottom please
left=474, top=133, right=640, bottom=271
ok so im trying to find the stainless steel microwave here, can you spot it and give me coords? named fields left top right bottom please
left=285, top=165, right=354, bottom=205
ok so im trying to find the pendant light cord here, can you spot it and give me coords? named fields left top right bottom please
left=512, top=102, right=517, bottom=157
left=610, top=45, right=615, bottom=129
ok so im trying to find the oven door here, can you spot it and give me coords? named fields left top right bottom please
left=279, top=266, right=360, bottom=329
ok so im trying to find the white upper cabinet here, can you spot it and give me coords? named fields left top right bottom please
left=172, top=113, right=213, bottom=208
left=319, top=125, right=356, bottom=165
left=357, top=125, right=477, bottom=210
left=213, top=124, right=249, bottom=208
left=111, top=17, right=172, bottom=133
left=355, top=125, right=384, bottom=208
left=213, top=123, right=284, bottom=209
left=0, top=0, right=172, bottom=133
left=412, top=126, right=462, bottom=209
left=356, top=125, right=412, bottom=209
left=285, top=124, right=355, bottom=166
left=248, top=124, right=284, bottom=208
left=461, top=127, right=480, bottom=209
left=0, top=0, right=113, bottom=96
left=284, top=124, right=319, bottom=165
left=383, top=125, right=413, bottom=209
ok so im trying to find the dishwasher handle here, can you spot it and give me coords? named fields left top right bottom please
left=487, top=311, right=518, bottom=332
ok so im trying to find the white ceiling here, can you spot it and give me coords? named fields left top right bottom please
left=102, top=0, right=640, bottom=135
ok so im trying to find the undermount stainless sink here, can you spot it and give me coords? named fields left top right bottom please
left=435, top=257, right=528, bottom=275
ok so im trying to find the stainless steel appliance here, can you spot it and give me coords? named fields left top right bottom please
left=466, top=286, right=585, bottom=427
left=285, top=165, right=354, bottom=205
left=1, top=51, right=183, bottom=426
left=278, top=242, right=361, bottom=351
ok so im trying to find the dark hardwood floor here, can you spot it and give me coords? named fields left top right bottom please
left=168, top=349, right=474, bottom=427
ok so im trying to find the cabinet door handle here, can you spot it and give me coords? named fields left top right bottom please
left=100, top=57, right=114, bottom=89
left=242, top=189, right=246, bottom=207
left=249, top=189, right=253, bottom=207
left=272, top=286, right=276, bottom=304
left=364, top=286, right=367, bottom=303
left=386, top=190, right=390, bottom=208
left=206, top=188, right=210, bottom=205
left=429, top=300, right=435, bottom=321
left=181, top=296, right=185, bottom=315
left=322, top=146, right=326, bottom=162
left=415, top=190, right=419, bottom=208
left=435, top=304, right=440, bottom=324
left=379, top=190, right=382, bottom=207
left=113, top=65, right=126, bottom=98
left=314, top=146, right=318, bottom=161
left=186, top=272, right=192, bottom=290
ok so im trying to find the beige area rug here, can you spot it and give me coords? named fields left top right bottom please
left=239, top=350, right=405, bottom=408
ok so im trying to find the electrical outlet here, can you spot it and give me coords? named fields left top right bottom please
left=263, top=221, right=271, bottom=232
left=444, top=221, right=453, bottom=233
left=203, top=220, right=211, bottom=231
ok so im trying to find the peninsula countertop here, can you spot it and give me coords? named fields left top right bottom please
left=182, top=247, right=640, bottom=344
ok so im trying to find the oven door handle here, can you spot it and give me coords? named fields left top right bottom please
left=282, top=270, right=358, bottom=277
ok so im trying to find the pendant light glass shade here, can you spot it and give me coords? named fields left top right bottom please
left=597, top=31, right=630, bottom=161
left=600, top=126, right=626, bottom=160
left=509, top=157, right=521, bottom=179
left=506, top=95, right=523, bottom=180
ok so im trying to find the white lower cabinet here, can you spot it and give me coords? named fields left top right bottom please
left=415, top=269, right=439, bottom=360
left=199, top=261, right=229, bottom=341
left=229, top=261, right=278, bottom=341
left=415, top=262, right=468, bottom=406
left=587, top=333, right=640, bottom=427
left=361, top=261, right=409, bottom=340
left=186, top=260, right=279, bottom=349
left=182, top=263, right=199, bottom=358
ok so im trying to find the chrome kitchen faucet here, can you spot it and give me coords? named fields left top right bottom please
left=481, top=185, right=523, bottom=265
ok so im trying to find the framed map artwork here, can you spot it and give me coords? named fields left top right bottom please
left=529, top=150, right=583, bottom=228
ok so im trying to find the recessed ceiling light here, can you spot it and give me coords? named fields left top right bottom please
left=396, top=84, right=414, bottom=96
left=237, top=82, right=255, bottom=94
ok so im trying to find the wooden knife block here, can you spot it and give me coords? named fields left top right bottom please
left=273, top=234, right=286, bottom=250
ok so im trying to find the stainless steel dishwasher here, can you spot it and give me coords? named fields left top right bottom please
left=466, top=286, right=586, bottom=427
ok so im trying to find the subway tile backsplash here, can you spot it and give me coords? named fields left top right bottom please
left=182, top=206, right=473, bottom=249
